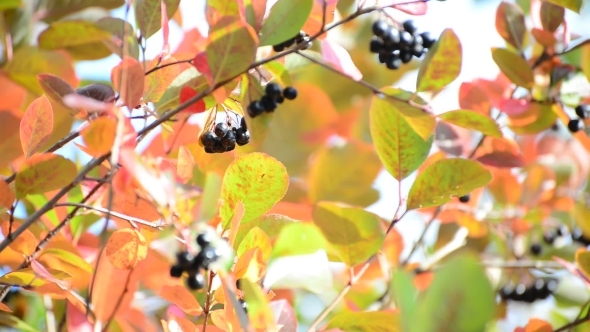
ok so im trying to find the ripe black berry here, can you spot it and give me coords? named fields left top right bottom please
left=239, top=299, right=248, bottom=313
left=556, top=226, right=565, bottom=236
left=530, top=243, right=542, bottom=255
left=212, top=139, right=225, bottom=153
left=400, top=50, right=412, bottom=63
left=200, top=131, right=216, bottom=148
left=412, top=44, right=424, bottom=58
left=568, top=119, right=582, bottom=133
left=196, top=233, right=212, bottom=248
left=543, top=231, right=556, bottom=245
left=260, top=95, right=277, bottom=112
left=421, top=32, right=436, bottom=48
left=170, top=265, right=183, bottom=278
left=247, top=101, right=264, bottom=117
left=276, top=95, right=285, bottom=104
left=382, top=27, right=401, bottom=46
left=412, top=34, right=423, bottom=47
left=402, top=20, right=417, bottom=34
left=386, top=56, right=401, bottom=70
left=370, top=38, right=384, bottom=53
left=176, top=251, right=194, bottom=269
left=283, top=87, right=298, bottom=100
left=399, top=31, right=413, bottom=46
left=221, top=130, right=236, bottom=148
left=240, top=117, right=247, bottom=130
left=459, top=194, right=470, bottom=203
left=236, top=128, right=250, bottom=146
left=265, top=83, right=282, bottom=99
left=186, top=272, right=205, bottom=290
left=575, top=104, right=590, bottom=119
left=378, top=53, right=389, bottom=64
left=214, top=122, right=229, bottom=137
left=273, top=44, right=285, bottom=52
left=196, top=246, right=220, bottom=270
left=372, top=20, right=389, bottom=37
left=205, top=146, right=214, bottom=154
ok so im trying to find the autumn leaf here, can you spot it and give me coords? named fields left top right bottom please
left=1, top=221, right=37, bottom=255
left=491, top=48, right=534, bottom=89
left=111, top=56, right=145, bottom=108
left=176, top=145, right=195, bottom=183
left=259, top=0, right=314, bottom=46
left=15, top=153, right=77, bottom=198
left=81, top=117, right=117, bottom=157
left=0, top=180, right=15, bottom=210
left=416, top=29, right=462, bottom=92
left=321, top=39, right=362, bottom=81
left=495, top=1, right=526, bottom=50
left=159, top=285, right=203, bottom=316
left=20, top=95, right=54, bottom=158
left=135, top=0, right=180, bottom=38
left=438, top=109, right=502, bottom=137
left=105, top=228, right=148, bottom=270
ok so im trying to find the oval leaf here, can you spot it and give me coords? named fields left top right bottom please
left=0, top=180, right=15, bottom=210
left=38, top=21, right=111, bottom=49
left=242, top=279, right=276, bottom=329
left=312, top=202, right=385, bottom=266
left=495, top=1, right=526, bottom=50
left=321, top=39, right=362, bottom=81
left=259, top=0, right=313, bottom=46
left=219, top=152, right=289, bottom=229
left=135, top=0, right=180, bottom=38
left=81, top=117, right=116, bottom=157
left=407, top=158, right=493, bottom=210
left=438, top=110, right=502, bottom=137
left=111, top=56, right=145, bottom=108
left=237, top=227, right=272, bottom=262
left=159, top=285, right=203, bottom=316
left=540, top=1, right=564, bottom=32
left=105, top=228, right=148, bottom=270
left=15, top=153, right=77, bottom=198
left=416, top=29, right=462, bottom=92
left=40, top=248, right=93, bottom=273
left=545, top=0, right=582, bottom=13
left=20, top=95, right=54, bottom=158
left=491, top=48, right=534, bottom=89
left=370, top=90, right=434, bottom=181
left=271, top=223, right=328, bottom=259
left=1, top=221, right=37, bottom=255
left=327, top=311, right=401, bottom=331
left=37, top=74, right=76, bottom=107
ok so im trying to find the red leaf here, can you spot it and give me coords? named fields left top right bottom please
left=381, top=0, right=428, bottom=15
left=498, top=98, right=530, bottom=116
left=192, top=51, right=212, bottom=81
left=459, top=82, right=491, bottom=115
left=476, top=151, right=525, bottom=168
left=179, top=87, right=207, bottom=113
left=160, top=0, right=170, bottom=56
left=20, top=95, right=54, bottom=158
left=111, top=56, right=145, bottom=108
left=66, top=300, right=93, bottom=332
left=321, top=39, right=362, bottom=81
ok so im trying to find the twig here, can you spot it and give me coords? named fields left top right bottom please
left=145, top=58, right=193, bottom=76
left=202, top=271, right=215, bottom=332
left=54, top=203, right=163, bottom=229
left=554, top=312, right=590, bottom=332
left=481, top=260, right=563, bottom=270
left=401, top=206, right=442, bottom=266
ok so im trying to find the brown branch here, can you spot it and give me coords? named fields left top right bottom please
left=54, top=203, right=163, bottom=229
left=145, top=58, right=193, bottom=76
left=554, top=312, right=590, bottom=332
left=202, top=271, right=215, bottom=332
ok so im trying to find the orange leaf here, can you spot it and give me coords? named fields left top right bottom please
left=1, top=221, right=38, bottom=255
left=168, top=314, right=198, bottom=332
left=20, top=95, right=54, bottom=158
left=15, top=153, right=77, bottom=198
left=383, top=228, right=404, bottom=267
left=176, top=145, right=195, bottom=183
left=66, top=299, right=93, bottom=332
left=111, top=56, right=145, bottom=108
left=91, top=257, right=139, bottom=323
left=301, top=0, right=337, bottom=37
left=524, top=318, right=552, bottom=332
left=105, top=228, right=148, bottom=270
left=81, top=117, right=117, bottom=157
left=159, top=285, right=203, bottom=316
left=0, top=179, right=15, bottom=210
left=143, top=57, right=185, bottom=104
left=0, top=303, right=12, bottom=312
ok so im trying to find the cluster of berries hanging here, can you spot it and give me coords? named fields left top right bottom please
left=499, top=279, right=558, bottom=303
left=568, top=104, right=589, bottom=133
left=247, top=83, right=298, bottom=118
left=170, top=233, right=220, bottom=290
left=530, top=226, right=590, bottom=256
left=272, top=31, right=312, bottom=52
left=370, top=19, right=436, bottom=70
left=200, top=115, right=250, bottom=154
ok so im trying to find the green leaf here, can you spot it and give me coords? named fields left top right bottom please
left=438, top=110, right=502, bottom=137
left=369, top=89, right=434, bottom=181
left=39, top=0, right=125, bottom=23
left=507, top=102, right=557, bottom=134
left=495, top=1, right=526, bottom=50
left=545, top=0, right=583, bottom=12
left=312, top=202, right=385, bottom=266
left=38, top=21, right=111, bottom=49
left=326, top=311, right=401, bottom=332
left=135, top=0, right=180, bottom=38
left=573, top=201, right=590, bottom=238
left=416, top=29, right=462, bottom=92
left=491, top=48, right=534, bottom=89
left=234, top=213, right=298, bottom=246
left=271, top=223, right=328, bottom=259
left=413, top=255, right=495, bottom=332
left=204, top=17, right=259, bottom=85
left=264, top=61, right=292, bottom=87
left=0, top=0, right=21, bottom=11
left=96, top=17, right=140, bottom=60
left=259, top=0, right=314, bottom=46
left=236, top=227, right=272, bottom=262
left=407, top=158, right=492, bottom=210
left=241, top=278, right=275, bottom=328
left=390, top=270, right=417, bottom=332
left=219, top=152, right=289, bottom=229
left=308, top=141, right=381, bottom=206
left=0, top=313, right=39, bottom=332
left=15, top=153, right=77, bottom=199
left=39, top=248, right=94, bottom=273
left=0, top=267, right=70, bottom=287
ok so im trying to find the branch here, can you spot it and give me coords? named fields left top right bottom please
left=145, top=58, right=193, bottom=76
left=202, top=271, right=215, bottom=332
left=54, top=203, right=164, bottom=229
left=554, top=313, right=590, bottom=332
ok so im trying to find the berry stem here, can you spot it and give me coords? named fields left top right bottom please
left=202, top=271, right=215, bottom=332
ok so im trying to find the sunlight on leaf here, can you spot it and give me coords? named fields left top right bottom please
left=259, top=0, right=313, bottom=46
left=438, top=110, right=502, bottom=137
left=111, top=56, right=145, bottom=108
left=1, top=221, right=37, bottom=255
left=15, top=153, right=77, bottom=198
left=81, top=117, right=116, bottom=157
left=491, top=48, right=534, bottom=89
left=40, top=248, right=93, bottom=273
left=176, top=145, right=195, bottom=183
left=270, top=223, right=328, bottom=259
left=321, top=39, right=362, bottom=81
left=0, top=267, right=70, bottom=287
left=20, top=95, right=54, bottom=159
left=416, top=29, right=462, bottom=92
left=264, top=250, right=333, bottom=294
left=234, top=214, right=298, bottom=246
left=159, top=285, right=204, bottom=316
left=326, top=310, right=401, bottom=331
left=237, top=227, right=272, bottom=262
left=105, top=228, right=148, bottom=270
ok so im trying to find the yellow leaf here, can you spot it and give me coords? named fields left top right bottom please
left=105, top=229, right=148, bottom=270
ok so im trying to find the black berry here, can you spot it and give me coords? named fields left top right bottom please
left=372, top=20, right=389, bottom=37
left=221, top=130, right=236, bottom=148
left=170, top=265, right=183, bottom=278
left=236, top=128, right=250, bottom=146
left=239, top=299, right=248, bottom=313
left=370, top=38, right=384, bottom=53
left=378, top=53, right=389, bottom=64
left=196, top=233, right=212, bottom=248
left=273, top=44, right=285, bottom=52
left=260, top=95, right=277, bottom=112
left=283, top=87, right=298, bottom=100
left=421, top=32, right=436, bottom=48
left=200, top=131, right=217, bottom=148
left=399, top=31, right=413, bottom=46
left=386, top=56, right=401, bottom=70
left=400, top=49, right=413, bottom=63
left=176, top=251, right=194, bottom=269
left=196, top=246, right=219, bottom=270
left=412, top=34, right=423, bottom=47
left=575, top=104, right=590, bottom=119
left=214, top=122, right=229, bottom=137
left=530, top=243, right=542, bottom=255
left=205, top=146, right=214, bottom=154
left=240, top=117, right=247, bottom=130
left=459, top=194, right=470, bottom=203
left=212, top=139, right=225, bottom=153
left=247, top=101, right=264, bottom=117
left=543, top=231, right=556, bottom=245
left=402, top=20, right=417, bottom=34
left=186, top=272, right=205, bottom=290
left=412, top=44, right=425, bottom=58
left=265, top=83, right=282, bottom=99
left=382, top=27, right=401, bottom=46
left=568, top=119, right=582, bottom=133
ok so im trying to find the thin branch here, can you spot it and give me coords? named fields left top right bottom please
left=54, top=203, right=163, bottom=229
left=481, top=260, right=564, bottom=270
left=145, top=58, right=193, bottom=76
left=554, top=312, right=590, bottom=332
left=401, top=206, right=442, bottom=266
left=202, top=271, right=215, bottom=332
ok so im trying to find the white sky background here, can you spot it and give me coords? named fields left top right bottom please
left=71, top=1, right=590, bottom=330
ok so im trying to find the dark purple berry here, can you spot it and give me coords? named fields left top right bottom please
left=214, top=122, right=229, bottom=137
left=236, top=128, right=250, bottom=146
left=170, top=265, right=183, bottom=278
left=265, top=83, right=283, bottom=99
left=378, top=53, right=389, bottom=64
left=575, top=104, right=590, bottom=119
left=221, top=130, right=236, bottom=148
left=543, top=231, right=556, bottom=245
left=568, top=119, right=582, bottom=133
left=530, top=243, right=542, bottom=255
left=382, top=27, right=401, bottom=46
left=212, top=139, right=225, bottom=153
left=400, top=31, right=413, bottom=46
left=459, top=194, right=470, bottom=203
left=196, top=233, right=212, bottom=248
left=240, top=117, right=247, bottom=129
left=421, top=32, right=436, bottom=48
left=372, top=20, right=389, bottom=37
left=412, top=44, right=424, bottom=58
left=260, top=95, right=277, bottom=112
left=186, top=272, right=205, bottom=290
left=370, top=38, right=384, bottom=53
left=196, top=246, right=220, bottom=270
left=386, top=56, right=401, bottom=70
left=402, top=20, right=417, bottom=34
left=247, top=101, right=264, bottom=117
left=176, top=251, right=194, bottom=269
left=200, top=131, right=216, bottom=147
left=273, top=44, right=285, bottom=52
left=283, top=87, right=297, bottom=100
left=400, top=49, right=412, bottom=63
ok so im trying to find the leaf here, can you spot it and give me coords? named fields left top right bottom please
left=241, top=279, right=277, bottom=329
left=369, top=90, right=434, bottom=181
left=243, top=0, right=267, bottom=31
left=0, top=180, right=15, bottom=210
left=507, top=102, right=557, bottom=134
left=308, top=141, right=381, bottom=206
left=38, top=21, right=111, bottom=49
left=0, top=303, right=12, bottom=313
left=259, top=0, right=314, bottom=46
left=264, top=61, right=292, bottom=87
left=416, top=29, right=462, bottom=92
left=135, top=0, right=181, bottom=38
left=96, top=17, right=140, bottom=60
left=159, top=285, right=203, bottom=316
left=40, top=248, right=93, bottom=273
left=326, top=310, right=401, bottom=331
left=264, top=250, right=333, bottom=294
left=15, top=153, right=77, bottom=199
left=491, top=48, right=534, bottom=89
left=321, top=39, right=362, bottom=81
left=234, top=213, right=297, bottom=246
left=143, top=57, right=183, bottom=103
left=111, top=56, right=145, bottom=108
left=80, top=117, right=116, bottom=157
left=176, top=146, right=195, bottom=183
left=0, top=0, right=21, bottom=11
left=523, top=319, right=553, bottom=332
left=495, top=1, right=526, bottom=50
left=270, top=300, right=298, bottom=332
left=312, top=202, right=385, bottom=266
left=178, top=86, right=207, bottom=114
left=66, top=300, right=93, bottom=332
left=0, top=313, right=38, bottom=332
left=1, top=221, right=37, bottom=255
left=219, top=152, right=289, bottom=229
left=540, top=1, right=564, bottom=32
left=271, top=223, right=328, bottom=259
left=205, top=0, right=240, bottom=27
left=413, top=255, right=495, bottom=332
left=391, top=270, right=417, bottom=332
left=573, top=201, right=590, bottom=239
left=458, top=82, right=491, bottom=115
left=105, top=228, right=148, bottom=270
left=37, top=74, right=76, bottom=108
left=203, top=17, right=258, bottom=85
left=438, top=110, right=502, bottom=137
left=39, top=0, right=125, bottom=22
left=406, top=158, right=493, bottom=210
left=576, top=249, right=590, bottom=281
left=237, top=227, right=272, bottom=262
left=19, top=95, right=54, bottom=158
left=0, top=267, right=70, bottom=287
left=545, top=0, right=582, bottom=13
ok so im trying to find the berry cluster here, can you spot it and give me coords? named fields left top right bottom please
left=568, top=104, right=589, bottom=133
left=530, top=226, right=590, bottom=256
left=170, top=233, right=220, bottom=290
left=247, top=83, right=298, bottom=118
left=572, top=227, right=590, bottom=246
left=200, top=116, right=250, bottom=154
left=499, top=279, right=558, bottom=303
left=272, top=31, right=311, bottom=52
left=370, top=19, right=436, bottom=70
